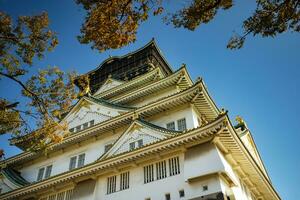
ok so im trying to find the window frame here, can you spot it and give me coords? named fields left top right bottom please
left=166, top=121, right=175, bottom=130
left=177, top=118, right=187, bottom=131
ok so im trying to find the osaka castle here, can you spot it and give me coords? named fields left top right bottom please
left=0, top=39, right=280, bottom=200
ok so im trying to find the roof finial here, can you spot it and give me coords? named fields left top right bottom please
left=235, top=115, right=248, bottom=131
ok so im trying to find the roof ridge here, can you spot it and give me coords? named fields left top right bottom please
left=87, top=96, right=136, bottom=110
left=136, top=119, right=181, bottom=134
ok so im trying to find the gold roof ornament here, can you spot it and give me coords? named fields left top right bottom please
left=235, top=115, right=248, bottom=131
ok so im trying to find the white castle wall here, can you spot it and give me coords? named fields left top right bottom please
left=19, top=132, right=121, bottom=182
left=150, top=105, right=200, bottom=130
left=91, top=153, right=223, bottom=200
left=17, top=104, right=200, bottom=184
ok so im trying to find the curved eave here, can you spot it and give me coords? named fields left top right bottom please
left=239, top=129, right=271, bottom=181
left=94, top=67, right=163, bottom=99
left=76, top=38, right=173, bottom=80
left=99, top=119, right=182, bottom=160
left=0, top=114, right=226, bottom=200
left=1, top=168, right=29, bottom=188
left=9, top=96, right=135, bottom=150
left=216, top=115, right=280, bottom=200
left=1, top=81, right=219, bottom=167
left=112, top=66, right=194, bottom=104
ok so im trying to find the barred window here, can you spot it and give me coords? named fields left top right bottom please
left=48, top=194, right=56, bottom=200
left=137, top=139, right=143, bottom=148
left=77, top=153, right=85, bottom=167
left=65, top=189, right=73, bottom=200
left=120, top=171, right=130, bottom=190
left=83, top=122, right=89, bottom=129
left=107, top=175, right=117, bottom=194
left=177, top=118, right=186, bottom=131
left=69, top=156, right=77, bottom=170
left=90, top=120, right=95, bottom=126
left=144, top=164, right=154, bottom=183
left=37, top=167, right=45, bottom=181
left=156, top=160, right=167, bottom=180
left=39, top=189, right=73, bottom=200
left=165, top=193, right=171, bottom=200
left=169, top=157, right=180, bottom=176
left=57, top=191, right=65, bottom=200
left=129, top=142, right=135, bottom=151
left=76, top=125, right=82, bottom=132
left=44, top=165, right=52, bottom=179
left=166, top=122, right=175, bottom=130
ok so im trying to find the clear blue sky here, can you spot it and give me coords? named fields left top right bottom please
left=0, top=1, right=299, bottom=199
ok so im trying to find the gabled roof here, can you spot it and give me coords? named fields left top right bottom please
left=93, top=67, right=164, bottom=99
left=10, top=96, right=135, bottom=150
left=75, top=39, right=173, bottom=93
left=62, top=96, right=135, bottom=121
left=100, top=119, right=181, bottom=159
left=93, top=76, right=124, bottom=96
left=110, top=65, right=193, bottom=104
left=4, top=79, right=221, bottom=167
left=1, top=168, right=29, bottom=187
left=0, top=113, right=280, bottom=200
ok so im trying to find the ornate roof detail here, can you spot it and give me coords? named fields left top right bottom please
left=93, top=76, right=124, bottom=95
left=1, top=168, right=29, bottom=187
left=100, top=119, right=181, bottom=159
left=94, top=67, right=164, bottom=99
left=75, top=39, right=173, bottom=93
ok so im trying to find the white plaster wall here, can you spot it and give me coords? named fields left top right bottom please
left=93, top=154, right=223, bottom=200
left=216, top=147, right=255, bottom=200
left=65, top=103, right=121, bottom=130
left=184, top=143, right=225, bottom=181
left=19, top=131, right=121, bottom=182
left=128, top=85, right=178, bottom=107
left=150, top=105, right=198, bottom=130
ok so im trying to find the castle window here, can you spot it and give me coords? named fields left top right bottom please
left=48, top=194, right=56, bottom=200
left=37, top=167, right=45, bottom=181
left=83, top=122, right=89, bottom=129
left=177, top=118, right=186, bottom=131
left=129, top=142, right=135, bottom=150
left=39, top=189, right=73, bottom=200
left=69, top=128, right=75, bottom=133
left=166, top=122, right=175, bottom=130
left=44, top=165, right=52, bottom=179
left=165, top=193, right=171, bottom=200
left=179, top=190, right=185, bottom=198
left=144, top=164, right=154, bottom=183
left=77, top=153, right=85, bottom=167
left=90, top=120, right=95, bottom=126
left=137, top=139, right=143, bottom=147
left=120, top=171, right=130, bottom=190
left=169, top=156, right=180, bottom=176
left=69, top=156, right=77, bottom=170
left=76, top=125, right=82, bottom=132
left=37, top=164, right=52, bottom=181
left=56, top=191, right=65, bottom=200
left=156, top=160, right=167, bottom=180
left=69, top=153, right=85, bottom=170
left=107, top=175, right=117, bottom=194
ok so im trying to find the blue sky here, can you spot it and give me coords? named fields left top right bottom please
left=0, top=0, right=299, bottom=199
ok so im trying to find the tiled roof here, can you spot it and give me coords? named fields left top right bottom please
left=1, top=168, right=29, bottom=186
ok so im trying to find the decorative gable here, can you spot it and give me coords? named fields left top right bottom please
left=93, top=77, right=124, bottom=95
left=101, top=120, right=180, bottom=159
left=62, top=97, right=132, bottom=132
